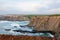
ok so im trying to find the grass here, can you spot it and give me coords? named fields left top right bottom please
left=24, top=14, right=60, bottom=18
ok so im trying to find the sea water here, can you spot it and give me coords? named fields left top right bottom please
left=0, top=21, right=54, bottom=37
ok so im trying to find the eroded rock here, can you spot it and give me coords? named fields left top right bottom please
left=28, top=16, right=60, bottom=37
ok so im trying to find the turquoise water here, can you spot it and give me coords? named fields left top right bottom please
left=0, top=21, right=54, bottom=37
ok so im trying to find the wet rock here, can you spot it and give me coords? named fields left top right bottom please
left=5, top=29, right=11, bottom=31
left=14, top=26, right=17, bottom=28
left=20, top=25, right=25, bottom=27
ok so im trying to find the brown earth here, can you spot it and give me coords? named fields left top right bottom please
left=0, top=35, right=58, bottom=40
left=28, top=16, right=60, bottom=37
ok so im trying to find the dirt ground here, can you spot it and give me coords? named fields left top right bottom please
left=0, top=35, right=59, bottom=40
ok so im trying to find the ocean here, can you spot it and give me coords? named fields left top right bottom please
left=0, top=21, right=54, bottom=37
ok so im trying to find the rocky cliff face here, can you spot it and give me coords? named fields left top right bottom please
left=28, top=16, right=60, bottom=37
left=0, top=15, right=30, bottom=21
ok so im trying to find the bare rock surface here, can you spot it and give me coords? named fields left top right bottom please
left=0, top=15, right=30, bottom=21
left=28, top=16, right=60, bottom=37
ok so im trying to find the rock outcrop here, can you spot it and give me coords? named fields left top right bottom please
left=0, top=15, right=30, bottom=21
left=28, top=16, right=60, bottom=37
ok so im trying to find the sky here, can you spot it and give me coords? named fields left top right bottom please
left=0, top=0, right=60, bottom=15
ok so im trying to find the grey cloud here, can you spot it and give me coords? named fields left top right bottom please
left=0, top=0, right=60, bottom=15
left=48, top=3, right=60, bottom=10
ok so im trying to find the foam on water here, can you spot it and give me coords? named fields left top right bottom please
left=0, top=21, right=33, bottom=35
left=11, top=23, right=20, bottom=27
left=0, top=21, right=54, bottom=37
left=0, top=21, right=8, bottom=23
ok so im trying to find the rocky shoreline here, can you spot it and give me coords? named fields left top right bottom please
left=28, top=16, right=60, bottom=37
left=0, top=15, right=60, bottom=38
left=0, top=15, right=30, bottom=21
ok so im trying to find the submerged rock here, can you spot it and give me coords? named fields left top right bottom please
left=5, top=29, right=11, bottom=31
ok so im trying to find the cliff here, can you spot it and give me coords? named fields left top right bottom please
left=0, top=15, right=30, bottom=21
left=28, top=16, right=60, bottom=37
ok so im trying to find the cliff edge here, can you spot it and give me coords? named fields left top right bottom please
left=28, top=16, right=60, bottom=37
left=0, top=15, right=30, bottom=21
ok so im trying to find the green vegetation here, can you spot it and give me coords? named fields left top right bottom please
left=24, top=14, right=60, bottom=18
left=49, top=14, right=60, bottom=16
left=24, top=15, right=38, bottom=18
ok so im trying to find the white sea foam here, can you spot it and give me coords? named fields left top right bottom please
left=48, top=33, right=54, bottom=37
left=0, top=21, right=54, bottom=37
left=0, top=21, right=8, bottom=23
left=11, top=23, right=20, bottom=27
left=19, top=27, right=33, bottom=31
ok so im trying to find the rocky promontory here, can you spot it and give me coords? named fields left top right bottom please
left=0, top=15, right=30, bottom=21
left=28, top=16, right=60, bottom=37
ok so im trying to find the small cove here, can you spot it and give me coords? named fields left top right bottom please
left=0, top=21, right=54, bottom=37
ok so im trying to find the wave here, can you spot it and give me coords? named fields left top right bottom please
left=0, top=21, right=8, bottom=23
left=11, top=23, right=20, bottom=27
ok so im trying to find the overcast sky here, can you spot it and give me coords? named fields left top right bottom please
left=0, top=0, right=60, bottom=15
